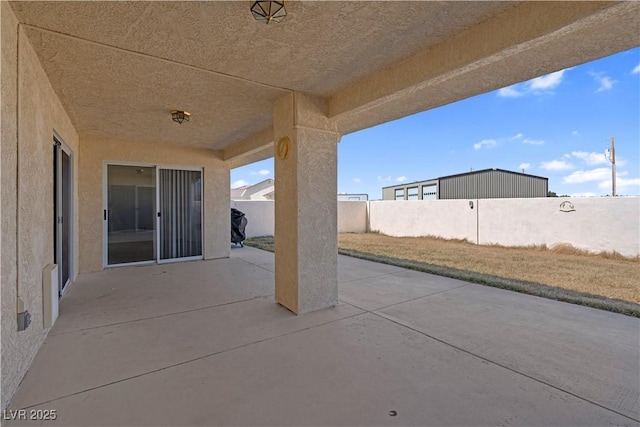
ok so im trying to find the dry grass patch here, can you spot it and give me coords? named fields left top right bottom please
left=338, top=233, right=640, bottom=305
left=244, top=234, right=640, bottom=317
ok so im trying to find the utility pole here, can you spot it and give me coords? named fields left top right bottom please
left=605, top=136, right=616, bottom=197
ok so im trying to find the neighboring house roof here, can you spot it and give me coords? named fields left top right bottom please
left=230, top=186, right=249, bottom=199
left=382, top=168, right=548, bottom=189
left=231, top=179, right=274, bottom=200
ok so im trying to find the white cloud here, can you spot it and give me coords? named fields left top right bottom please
left=571, top=130, right=580, bottom=137
left=473, top=139, right=497, bottom=150
left=353, top=178, right=362, bottom=184
left=633, top=64, right=640, bottom=74
left=231, top=179, right=248, bottom=188
left=563, top=168, right=610, bottom=184
left=511, top=133, right=524, bottom=140
left=377, top=176, right=391, bottom=182
left=598, top=176, right=639, bottom=192
left=570, top=151, right=608, bottom=166
left=522, top=138, right=545, bottom=145
left=250, top=169, right=270, bottom=176
left=589, top=72, right=616, bottom=92
left=395, top=176, right=407, bottom=182
left=518, top=163, right=531, bottom=171
left=498, top=86, right=524, bottom=98
left=616, top=177, right=640, bottom=192
left=596, top=77, right=614, bottom=92
left=498, top=69, right=568, bottom=98
left=541, top=160, right=574, bottom=171
left=569, top=151, right=626, bottom=167
left=529, top=70, right=565, bottom=91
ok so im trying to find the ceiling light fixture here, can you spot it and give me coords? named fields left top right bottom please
left=251, top=1, right=287, bottom=24
left=171, top=110, right=190, bottom=125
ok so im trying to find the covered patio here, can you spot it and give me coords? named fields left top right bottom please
left=6, top=247, right=639, bottom=426
left=2, top=0, right=639, bottom=416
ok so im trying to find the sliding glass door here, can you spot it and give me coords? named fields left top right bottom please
left=106, top=165, right=156, bottom=265
left=105, top=164, right=202, bottom=267
left=158, top=168, right=202, bottom=262
left=54, top=138, right=73, bottom=294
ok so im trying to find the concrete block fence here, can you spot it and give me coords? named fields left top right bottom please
left=232, top=197, right=639, bottom=257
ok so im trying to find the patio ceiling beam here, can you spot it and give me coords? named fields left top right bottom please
left=328, top=1, right=640, bottom=135
left=223, top=127, right=274, bottom=169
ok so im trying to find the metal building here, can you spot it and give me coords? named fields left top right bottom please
left=382, top=168, right=548, bottom=200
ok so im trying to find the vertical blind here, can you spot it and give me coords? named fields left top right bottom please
left=159, top=169, right=202, bottom=260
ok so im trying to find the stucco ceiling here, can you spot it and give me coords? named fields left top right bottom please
left=8, top=1, right=640, bottom=159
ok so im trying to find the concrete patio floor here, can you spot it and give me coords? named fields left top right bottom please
left=6, top=246, right=639, bottom=426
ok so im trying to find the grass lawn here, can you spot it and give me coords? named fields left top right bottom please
left=245, top=233, right=640, bottom=318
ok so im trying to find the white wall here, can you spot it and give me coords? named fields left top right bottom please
left=231, top=200, right=368, bottom=237
left=478, top=197, right=639, bottom=256
left=232, top=200, right=275, bottom=238
left=234, top=197, right=639, bottom=257
left=338, top=201, right=368, bottom=233
left=369, top=200, right=478, bottom=241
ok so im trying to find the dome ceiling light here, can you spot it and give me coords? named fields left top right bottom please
left=251, top=1, right=287, bottom=24
left=171, top=110, right=190, bottom=125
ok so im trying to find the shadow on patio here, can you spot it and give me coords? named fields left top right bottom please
left=6, top=247, right=639, bottom=426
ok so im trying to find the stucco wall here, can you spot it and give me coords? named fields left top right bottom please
left=231, top=200, right=275, bottom=238
left=1, top=7, right=80, bottom=409
left=338, top=201, right=368, bottom=233
left=78, top=137, right=230, bottom=273
left=228, top=198, right=638, bottom=257
left=478, top=197, right=640, bottom=257
left=230, top=200, right=368, bottom=238
left=369, top=198, right=639, bottom=257
left=369, top=200, right=478, bottom=241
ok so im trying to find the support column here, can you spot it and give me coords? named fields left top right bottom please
left=273, top=92, right=340, bottom=314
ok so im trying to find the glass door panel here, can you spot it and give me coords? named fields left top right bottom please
left=54, top=141, right=73, bottom=294
left=107, top=165, right=156, bottom=265
left=159, top=169, right=202, bottom=260
left=60, top=150, right=71, bottom=288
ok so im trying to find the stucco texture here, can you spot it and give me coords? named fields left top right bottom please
left=274, top=93, right=340, bottom=314
left=231, top=201, right=367, bottom=238
left=1, top=5, right=79, bottom=409
left=478, top=197, right=640, bottom=257
left=78, top=136, right=230, bottom=273
left=369, top=200, right=479, bottom=242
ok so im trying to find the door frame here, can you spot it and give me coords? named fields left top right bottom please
left=53, top=134, right=74, bottom=296
left=156, top=165, right=204, bottom=264
left=102, top=161, right=157, bottom=268
left=102, top=161, right=204, bottom=268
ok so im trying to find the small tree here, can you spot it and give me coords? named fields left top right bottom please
left=547, top=191, right=558, bottom=197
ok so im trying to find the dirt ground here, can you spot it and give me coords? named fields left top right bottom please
left=338, top=233, right=640, bottom=304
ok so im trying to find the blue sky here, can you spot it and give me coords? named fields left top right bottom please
left=231, top=47, right=640, bottom=199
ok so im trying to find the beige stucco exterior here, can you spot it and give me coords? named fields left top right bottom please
left=1, top=0, right=638, bottom=411
left=1, top=3, right=79, bottom=409
left=274, top=93, right=340, bottom=314
left=78, top=137, right=229, bottom=273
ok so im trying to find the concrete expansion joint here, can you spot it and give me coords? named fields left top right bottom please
left=14, top=310, right=366, bottom=411
left=373, top=311, right=640, bottom=424
left=235, top=257, right=275, bottom=273
left=48, top=296, right=266, bottom=337
left=372, top=283, right=472, bottom=313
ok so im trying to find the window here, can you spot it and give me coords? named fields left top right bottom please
left=395, top=188, right=405, bottom=200
left=407, top=186, right=419, bottom=200
left=422, top=184, right=437, bottom=200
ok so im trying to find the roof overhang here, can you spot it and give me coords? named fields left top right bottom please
left=8, top=1, right=639, bottom=167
